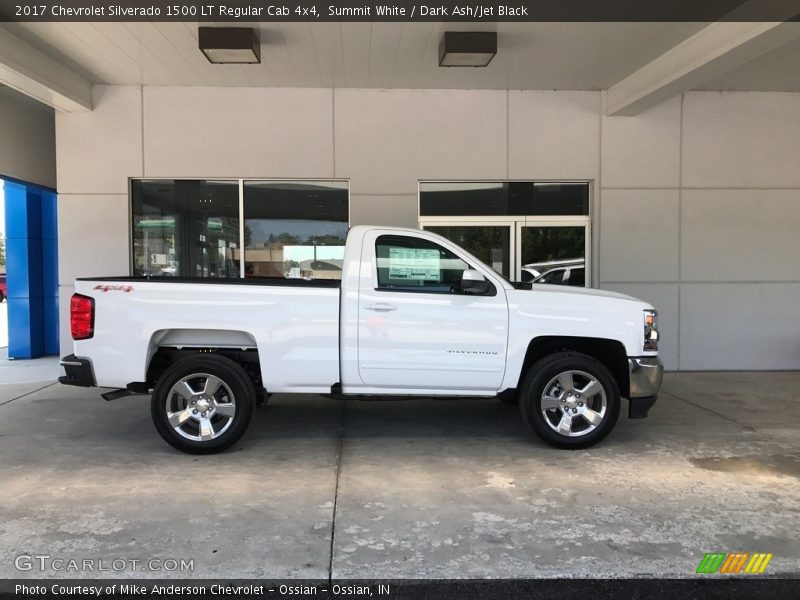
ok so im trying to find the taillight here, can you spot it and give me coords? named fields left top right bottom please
left=70, top=294, right=95, bottom=340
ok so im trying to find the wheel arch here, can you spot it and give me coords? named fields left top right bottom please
left=519, top=336, right=629, bottom=398
left=143, top=329, right=262, bottom=392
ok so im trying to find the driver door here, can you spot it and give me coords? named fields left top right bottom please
left=357, top=230, right=509, bottom=392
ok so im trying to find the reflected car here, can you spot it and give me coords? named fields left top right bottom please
left=0, top=274, right=6, bottom=302
left=520, top=268, right=541, bottom=283
left=522, top=258, right=584, bottom=284
left=532, top=266, right=585, bottom=287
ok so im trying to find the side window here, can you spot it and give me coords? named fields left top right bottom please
left=567, top=267, right=585, bottom=287
left=538, top=268, right=566, bottom=285
left=375, top=235, right=470, bottom=293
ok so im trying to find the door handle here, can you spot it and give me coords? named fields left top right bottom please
left=365, top=303, right=397, bottom=312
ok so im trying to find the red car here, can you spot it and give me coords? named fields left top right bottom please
left=0, top=274, right=6, bottom=302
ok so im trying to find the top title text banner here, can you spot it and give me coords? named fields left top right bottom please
left=2, top=0, right=799, bottom=22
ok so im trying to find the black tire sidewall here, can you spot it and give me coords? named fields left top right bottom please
left=151, top=355, right=255, bottom=454
left=519, top=352, right=620, bottom=449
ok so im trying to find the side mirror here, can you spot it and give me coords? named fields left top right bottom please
left=461, top=269, right=490, bottom=294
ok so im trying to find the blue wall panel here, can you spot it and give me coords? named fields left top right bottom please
left=43, top=295, right=60, bottom=356
left=41, top=238, right=59, bottom=298
left=5, top=181, right=39, bottom=239
left=3, top=180, right=58, bottom=358
left=41, top=190, right=59, bottom=355
left=5, top=237, right=33, bottom=299
left=40, top=190, right=58, bottom=241
left=8, top=297, right=44, bottom=358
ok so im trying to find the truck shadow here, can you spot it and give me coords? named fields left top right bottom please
left=252, top=395, right=527, bottom=437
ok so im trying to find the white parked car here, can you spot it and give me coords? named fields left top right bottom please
left=60, top=226, right=662, bottom=454
left=520, top=267, right=541, bottom=282
left=532, top=265, right=586, bottom=287
left=522, top=258, right=584, bottom=284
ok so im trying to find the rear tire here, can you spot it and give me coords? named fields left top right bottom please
left=151, top=354, right=256, bottom=454
left=519, top=352, right=620, bottom=449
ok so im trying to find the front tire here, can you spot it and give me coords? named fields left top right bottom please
left=151, top=355, right=256, bottom=454
left=519, top=352, right=620, bottom=449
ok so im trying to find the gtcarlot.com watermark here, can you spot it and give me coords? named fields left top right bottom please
left=15, top=553, right=194, bottom=573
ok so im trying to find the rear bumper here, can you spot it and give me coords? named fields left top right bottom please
left=627, top=356, right=664, bottom=419
left=58, top=354, right=95, bottom=387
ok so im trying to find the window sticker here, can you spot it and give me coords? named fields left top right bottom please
left=388, top=247, right=440, bottom=281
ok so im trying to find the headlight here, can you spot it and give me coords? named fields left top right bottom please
left=644, top=309, right=659, bottom=351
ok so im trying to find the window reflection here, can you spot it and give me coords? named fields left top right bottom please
left=243, top=181, right=349, bottom=280
left=420, top=182, right=589, bottom=217
left=131, top=179, right=349, bottom=280
left=131, top=180, right=239, bottom=278
left=522, top=227, right=586, bottom=287
left=425, top=225, right=510, bottom=278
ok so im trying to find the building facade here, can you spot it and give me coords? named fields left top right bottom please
left=50, top=86, right=800, bottom=371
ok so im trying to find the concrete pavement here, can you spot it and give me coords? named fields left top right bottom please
left=0, top=302, right=62, bottom=384
left=0, top=348, right=61, bottom=384
left=0, top=371, right=798, bottom=579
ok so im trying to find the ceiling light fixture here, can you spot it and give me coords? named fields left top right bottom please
left=199, top=27, right=261, bottom=64
left=438, top=31, right=497, bottom=67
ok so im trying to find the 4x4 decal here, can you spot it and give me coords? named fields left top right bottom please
left=93, top=285, right=134, bottom=293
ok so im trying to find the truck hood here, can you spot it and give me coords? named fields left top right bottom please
left=507, top=282, right=654, bottom=310
left=525, top=284, right=639, bottom=302
left=505, top=283, right=655, bottom=358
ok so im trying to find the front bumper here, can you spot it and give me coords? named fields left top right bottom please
left=627, top=356, right=664, bottom=419
left=58, top=354, right=95, bottom=387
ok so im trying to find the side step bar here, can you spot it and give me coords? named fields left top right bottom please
left=101, top=389, right=135, bottom=401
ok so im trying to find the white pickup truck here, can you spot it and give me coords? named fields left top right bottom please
left=59, top=225, right=663, bottom=454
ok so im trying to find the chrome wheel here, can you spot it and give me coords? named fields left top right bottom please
left=165, top=373, right=236, bottom=442
left=540, top=369, right=607, bottom=438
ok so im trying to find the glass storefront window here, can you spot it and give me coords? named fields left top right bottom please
left=131, top=180, right=240, bottom=278
left=520, top=226, right=586, bottom=287
left=420, top=182, right=589, bottom=217
left=420, top=182, right=514, bottom=216
left=242, top=181, right=348, bottom=280
left=425, top=225, right=511, bottom=279
left=419, top=181, right=590, bottom=286
left=131, top=179, right=349, bottom=280
left=528, top=183, right=588, bottom=216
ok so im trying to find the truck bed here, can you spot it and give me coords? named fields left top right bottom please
left=73, top=276, right=342, bottom=392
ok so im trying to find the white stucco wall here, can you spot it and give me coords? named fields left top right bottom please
left=55, top=85, right=800, bottom=371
